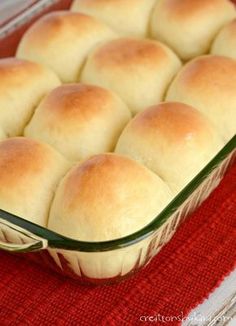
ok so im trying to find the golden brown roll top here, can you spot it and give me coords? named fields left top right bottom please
left=166, top=55, right=236, bottom=141
left=71, top=0, right=156, bottom=37
left=48, top=153, right=173, bottom=241
left=16, top=11, right=115, bottom=82
left=115, top=102, right=224, bottom=194
left=0, top=57, right=60, bottom=137
left=150, top=0, right=236, bottom=60
left=81, top=38, right=181, bottom=115
left=211, top=19, right=236, bottom=59
left=0, top=137, right=69, bottom=226
left=24, top=84, right=131, bottom=161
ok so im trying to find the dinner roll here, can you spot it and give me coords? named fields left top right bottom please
left=0, top=58, right=60, bottom=137
left=0, top=129, right=6, bottom=141
left=48, top=153, right=173, bottom=241
left=25, top=84, right=131, bottom=161
left=211, top=19, right=236, bottom=59
left=166, top=55, right=236, bottom=141
left=81, top=38, right=181, bottom=115
left=71, top=0, right=156, bottom=37
left=151, top=0, right=236, bottom=60
left=0, top=137, right=69, bottom=226
left=115, top=103, right=224, bottom=194
left=16, top=11, right=115, bottom=82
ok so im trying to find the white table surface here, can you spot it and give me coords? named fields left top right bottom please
left=183, top=268, right=236, bottom=325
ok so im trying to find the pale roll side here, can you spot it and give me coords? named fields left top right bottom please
left=166, top=55, right=236, bottom=141
left=150, top=0, right=236, bottom=60
left=71, top=0, right=156, bottom=37
left=0, top=137, right=70, bottom=226
left=0, top=58, right=60, bottom=137
left=211, top=19, right=236, bottom=59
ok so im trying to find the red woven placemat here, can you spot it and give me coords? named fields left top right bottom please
left=0, top=162, right=235, bottom=326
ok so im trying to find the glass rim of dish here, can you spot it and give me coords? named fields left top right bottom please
left=0, top=135, right=235, bottom=252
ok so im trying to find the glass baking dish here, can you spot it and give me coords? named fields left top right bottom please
left=0, top=0, right=235, bottom=285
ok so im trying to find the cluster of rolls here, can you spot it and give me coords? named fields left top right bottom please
left=0, top=0, right=235, bottom=243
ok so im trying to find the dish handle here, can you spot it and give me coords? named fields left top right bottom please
left=0, top=218, right=48, bottom=252
left=0, top=239, right=47, bottom=252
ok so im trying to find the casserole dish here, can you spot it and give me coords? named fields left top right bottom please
left=0, top=0, right=235, bottom=285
